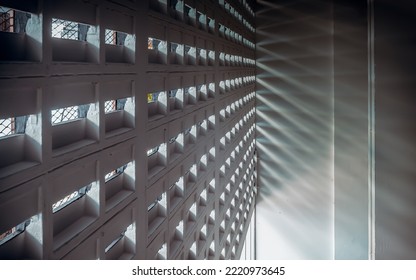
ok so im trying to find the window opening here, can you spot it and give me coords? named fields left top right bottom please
left=0, top=117, right=15, bottom=137
left=0, top=7, right=31, bottom=33
left=169, top=135, right=177, bottom=144
left=148, top=37, right=164, bottom=50
left=0, top=218, right=31, bottom=246
left=105, top=164, right=127, bottom=183
left=52, top=184, right=92, bottom=213
left=105, top=29, right=127, bottom=46
left=52, top=18, right=90, bottom=41
left=104, top=100, right=116, bottom=113
left=147, top=193, right=166, bottom=211
left=51, top=105, right=80, bottom=124
left=105, top=231, right=125, bottom=253
left=147, top=145, right=159, bottom=157
left=104, top=98, right=127, bottom=113
left=148, top=92, right=163, bottom=103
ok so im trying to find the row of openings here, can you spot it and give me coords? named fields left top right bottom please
left=219, top=0, right=255, bottom=18
left=219, top=115, right=255, bottom=154
left=150, top=0, right=216, bottom=34
left=147, top=154, right=215, bottom=239
left=0, top=6, right=135, bottom=63
left=219, top=204, right=253, bottom=260
left=147, top=117, right=215, bottom=178
left=219, top=52, right=255, bottom=67
left=221, top=0, right=255, bottom=33
left=0, top=97, right=133, bottom=174
left=219, top=77, right=255, bottom=94
left=219, top=198, right=249, bottom=237
left=220, top=128, right=256, bottom=181
left=219, top=92, right=256, bottom=123
left=1, top=13, right=132, bottom=45
left=147, top=84, right=215, bottom=121
left=0, top=160, right=135, bottom=257
left=149, top=1, right=255, bottom=49
left=218, top=23, right=255, bottom=50
left=148, top=37, right=215, bottom=66
left=220, top=138, right=256, bottom=185
left=213, top=206, right=251, bottom=259
left=168, top=203, right=216, bottom=259
left=0, top=100, right=129, bottom=138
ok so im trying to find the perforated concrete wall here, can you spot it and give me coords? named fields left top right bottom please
left=0, top=0, right=257, bottom=260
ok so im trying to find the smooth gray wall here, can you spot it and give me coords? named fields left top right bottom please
left=333, top=1, right=369, bottom=259
left=255, top=0, right=334, bottom=259
left=374, top=1, right=416, bottom=259
left=255, top=0, right=416, bottom=260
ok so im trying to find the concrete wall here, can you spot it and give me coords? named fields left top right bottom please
left=255, top=0, right=334, bottom=259
left=256, top=0, right=416, bottom=260
left=374, top=0, right=416, bottom=259
left=0, top=0, right=257, bottom=260
left=333, top=0, right=369, bottom=260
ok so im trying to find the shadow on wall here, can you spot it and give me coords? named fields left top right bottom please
left=255, top=0, right=334, bottom=260
left=256, top=0, right=416, bottom=260
left=373, top=0, right=416, bottom=260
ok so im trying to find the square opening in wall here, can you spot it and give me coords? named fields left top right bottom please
left=148, top=37, right=167, bottom=64
left=198, top=224, right=207, bottom=253
left=185, top=164, right=197, bottom=194
left=168, top=133, right=184, bottom=163
left=150, top=0, right=167, bottom=14
left=168, top=89, right=183, bottom=114
left=184, top=86, right=197, bottom=106
left=197, top=120, right=207, bottom=137
left=197, top=48, right=206, bottom=65
left=207, top=209, right=215, bottom=236
left=156, top=243, right=167, bottom=260
left=105, top=223, right=136, bottom=260
left=170, top=0, right=184, bottom=20
left=185, top=202, right=197, bottom=236
left=208, top=17, right=215, bottom=33
left=184, top=45, right=196, bottom=65
left=219, top=80, right=226, bottom=94
left=208, top=50, right=215, bottom=66
left=184, top=125, right=197, bottom=147
left=208, top=83, right=215, bottom=99
left=147, top=143, right=167, bottom=178
left=147, top=193, right=166, bottom=236
left=197, top=84, right=208, bottom=101
left=148, top=91, right=167, bottom=121
left=0, top=114, right=41, bottom=179
left=52, top=181, right=99, bottom=250
left=197, top=188, right=207, bottom=216
left=184, top=4, right=196, bottom=26
left=169, top=176, right=184, bottom=213
left=104, top=29, right=135, bottom=64
left=197, top=11, right=206, bottom=30
left=104, top=97, right=134, bottom=137
left=169, top=220, right=183, bottom=258
left=104, top=162, right=135, bottom=212
left=198, top=154, right=208, bottom=174
left=188, top=241, right=197, bottom=260
left=169, top=42, right=183, bottom=64
left=51, top=18, right=99, bottom=63
left=0, top=214, right=42, bottom=259
left=0, top=6, right=41, bottom=62
left=51, top=104, right=98, bottom=156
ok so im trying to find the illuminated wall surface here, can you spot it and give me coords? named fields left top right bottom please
left=0, top=0, right=257, bottom=259
left=256, top=0, right=416, bottom=260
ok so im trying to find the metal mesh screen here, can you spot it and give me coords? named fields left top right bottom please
left=51, top=106, right=79, bottom=124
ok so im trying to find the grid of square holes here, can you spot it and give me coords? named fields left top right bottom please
left=0, top=0, right=256, bottom=260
